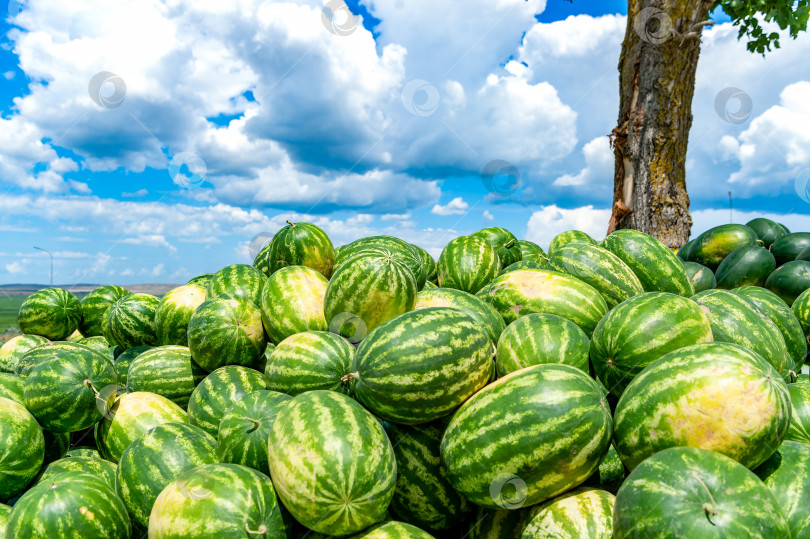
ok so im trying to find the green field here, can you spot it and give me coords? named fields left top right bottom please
left=0, top=294, right=24, bottom=334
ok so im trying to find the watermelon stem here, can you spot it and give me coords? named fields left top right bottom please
left=340, top=372, right=357, bottom=383
left=243, top=417, right=261, bottom=432
left=245, top=523, right=267, bottom=536
left=693, top=473, right=719, bottom=525
left=83, top=379, right=101, bottom=399
left=286, top=220, right=294, bottom=227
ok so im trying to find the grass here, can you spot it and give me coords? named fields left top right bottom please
left=0, top=294, right=24, bottom=334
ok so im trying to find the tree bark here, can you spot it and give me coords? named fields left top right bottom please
left=607, top=0, right=715, bottom=248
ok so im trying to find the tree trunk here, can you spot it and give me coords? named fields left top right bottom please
left=607, top=0, right=715, bottom=248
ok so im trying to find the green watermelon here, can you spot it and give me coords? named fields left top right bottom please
left=207, top=263, right=266, bottom=306
left=786, top=382, right=810, bottom=443
left=548, top=230, right=597, bottom=256
left=15, top=341, right=104, bottom=379
left=746, top=217, right=790, bottom=248
left=0, top=396, right=44, bottom=501
left=765, top=260, right=810, bottom=306
left=17, top=287, right=82, bottom=341
left=495, top=313, right=589, bottom=377
left=348, top=308, right=493, bottom=424
left=112, top=345, right=150, bottom=387
left=793, top=286, right=810, bottom=341
left=0, top=334, right=48, bottom=373
left=771, top=232, right=810, bottom=266
left=470, top=227, right=522, bottom=267
left=685, top=224, right=759, bottom=270
left=187, top=366, right=268, bottom=436
left=104, top=293, right=160, bottom=349
left=335, top=236, right=426, bottom=289
left=95, top=391, right=187, bottom=462
left=79, top=285, right=130, bottom=337
left=583, top=444, right=626, bottom=494
left=187, top=294, right=266, bottom=372
left=676, top=239, right=693, bottom=260
left=259, top=265, right=328, bottom=344
left=42, top=429, right=71, bottom=465
left=413, top=288, right=506, bottom=344
left=186, top=273, right=213, bottom=288
left=754, top=440, right=810, bottom=538
left=117, top=422, right=218, bottom=528
left=466, top=507, right=532, bottom=539
left=149, top=463, right=287, bottom=538
left=601, top=229, right=693, bottom=296
left=521, top=488, right=614, bottom=539
left=267, top=390, right=396, bottom=535
left=0, top=503, right=10, bottom=537
left=65, top=446, right=101, bottom=459
left=325, top=251, right=417, bottom=342
left=217, top=390, right=291, bottom=475
left=79, top=335, right=113, bottom=357
left=265, top=331, right=354, bottom=395
left=255, top=221, right=336, bottom=278
left=154, top=284, right=207, bottom=346
left=441, top=364, right=612, bottom=509
left=412, top=244, right=438, bottom=282
left=356, top=521, right=435, bottom=538
left=499, top=260, right=543, bottom=274
left=126, top=346, right=207, bottom=407
left=422, top=280, right=438, bottom=289
left=613, top=446, right=789, bottom=538
left=38, top=456, right=117, bottom=488
left=590, top=292, right=713, bottom=398
left=517, top=240, right=548, bottom=265
left=0, top=372, right=23, bottom=403
left=692, top=289, right=790, bottom=379
left=613, top=342, right=790, bottom=470
left=681, top=261, right=715, bottom=293
left=437, top=235, right=501, bottom=294
left=714, top=244, right=776, bottom=289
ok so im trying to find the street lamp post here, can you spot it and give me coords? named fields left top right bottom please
left=33, top=246, right=53, bottom=286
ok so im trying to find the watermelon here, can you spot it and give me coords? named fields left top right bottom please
left=613, top=342, right=790, bottom=470
left=15, top=341, right=103, bottom=379
left=765, top=260, right=810, bottom=305
left=65, top=446, right=101, bottom=459
left=413, top=288, right=506, bottom=344
left=590, top=292, right=713, bottom=398
left=548, top=230, right=597, bottom=256
left=440, top=364, right=612, bottom=509
left=771, top=232, right=810, bottom=266
left=692, top=289, right=790, bottom=379
left=154, top=284, right=207, bottom=346
left=79, top=285, right=130, bottom=337
left=0, top=396, right=44, bottom=500
left=412, top=244, right=438, bottom=282
left=95, top=391, right=188, bottom=462
left=260, top=265, right=328, bottom=344
left=793, top=286, right=810, bottom=340
left=104, top=293, right=160, bottom=349
left=117, top=422, right=218, bottom=528
left=754, top=440, right=810, bottom=538
left=38, top=456, right=117, bottom=488
left=0, top=334, right=48, bottom=373
left=187, top=294, right=266, bottom=372
left=499, top=260, right=544, bottom=275
left=356, top=521, right=435, bottom=538
left=186, top=273, right=213, bottom=288
left=495, top=313, right=589, bottom=377
left=583, top=444, right=625, bottom=494
left=267, top=390, right=396, bottom=535
left=437, top=235, right=501, bottom=294
left=613, top=447, right=789, bottom=538
left=685, top=224, right=758, bottom=270
left=207, top=263, right=266, bottom=306
left=217, top=390, right=292, bottom=475
left=517, top=240, right=548, bottom=265
left=422, top=280, right=438, bottom=289
left=470, top=227, right=522, bottom=267
left=255, top=221, right=335, bottom=279
left=0, top=503, right=10, bottom=537
left=601, top=229, right=693, bottom=296
left=17, top=287, right=82, bottom=341
left=6, top=472, right=132, bottom=538
left=265, top=331, right=354, bottom=395
left=384, top=420, right=471, bottom=532
left=149, top=463, right=287, bottom=538
left=681, top=261, right=715, bottom=293
left=325, top=251, right=417, bottom=342
left=335, top=236, right=426, bottom=289
left=23, top=346, right=117, bottom=432
left=0, top=372, right=23, bottom=403
left=113, top=345, right=150, bottom=387
left=348, top=308, right=493, bottom=424
left=713, top=244, right=776, bottom=289
left=521, top=488, right=614, bottom=539
left=79, top=335, right=113, bottom=357
left=466, top=507, right=531, bottom=539
left=676, top=239, right=693, bottom=260
left=746, top=217, right=790, bottom=247
left=187, top=366, right=268, bottom=436
left=477, top=269, right=608, bottom=336
left=126, top=346, right=207, bottom=408
left=42, top=429, right=71, bottom=465
left=786, top=382, right=810, bottom=443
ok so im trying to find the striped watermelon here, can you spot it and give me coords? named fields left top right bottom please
left=149, top=463, right=288, bottom=538
left=584, top=444, right=625, bottom=494
left=499, top=260, right=543, bottom=274
left=207, top=263, right=267, bottom=306
left=267, top=390, right=396, bottom=535
left=112, top=345, right=150, bottom=387
left=42, top=429, right=71, bottom=465
left=692, top=289, right=790, bottom=379
left=676, top=239, right=693, bottom=260
left=187, top=294, right=266, bottom=372
left=422, top=280, right=438, bottom=289
left=335, top=236, right=426, bottom=289
left=771, top=232, right=810, bottom=266
left=437, top=236, right=500, bottom=294
left=413, top=288, right=506, bottom=344
left=787, top=382, right=810, bottom=443
left=104, top=293, right=160, bottom=349
left=685, top=224, right=759, bottom=270
left=602, top=229, right=694, bottom=296
left=471, top=227, right=522, bottom=267
left=17, top=287, right=82, bottom=341
left=348, top=308, right=493, bottom=424
left=265, top=331, right=354, bottom=395
left=0, top=503, right=9, bottom=536
left=765, top=260, right=810, bottom=305
left=746, top=217, right=790, bottom=247
left=383, top=420, right=471, bottom=532
left=0, top=396, right=44, bottom=500
left=794, top=286, right=810, bottom=341
left=590, top=292, right=713, bottom=397
left=95, top=391, right=188, bottom=462
left=255, top=221, right=336, bottom=278
left=217, top=390, right=291, bottom=474
left=613, top=446, right=789, bottom=538
left=65, top=446, right=101, bottom=459
left=521, top=488, right=614, bottom=539
left=260, top=265, right=328, bottom=344
left=154, top=284, right=207, bottom=346
left=38, top=456, right=117, bottom=488
left=79, top=335, right=113, bottom=358
left=186, top=273, right=213, bottom=288
left=412, top=244, right=438, bottom=282
left=0, top=334, right=48, bottom=373
left=548, top=230, right=597, bottom=256
left=477, top=269, right=608, bottom=336
left=495, top=313, right=590, bottom=377
left=79, top=285, right=130, bottom=337
left=187, top=366, right=268, bottom=436
left=714, top=245, right=776, bottom=289
left=518, top=240, right=548, bottom=265
left=6, top=472, right=132, bottom=538
left=15, top=341, right=103, bottom=379
left=682, top=261, right=715, bottom=293
left=754, top=440, right=810, bottom=538
left=117, top=422, right=218, bottom=528
left=0, top=372, right=23, bottom=403
left=548, top=243, right=643, bottom=309
left=440, top=364, right=612, bottom=509
left=324, top=251, right=417, bottom=342
left=613, top=342, right=790, bottom=470
left=126, top=346, right=207, bottom=408
left=465, top=507, right=531, bottom=539
left=356, top=521, right=434, bottom=538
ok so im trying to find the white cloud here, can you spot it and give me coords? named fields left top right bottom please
left=5, top=261, right=25, bottom=274
left=483, top=210, right=494, bottom=221
left=554, top=136, right=613, bottom=188
left=151, top=263, right=165, bottom=277
left=3, top=71, right=15, bottom=80
left=525, top=204, right=611, bottom=248
left=122, top=189, right=148, bottom=198
left=431, top=197, right=469, bottom=216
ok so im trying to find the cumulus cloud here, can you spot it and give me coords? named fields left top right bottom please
left=431, top=197, right=469, bottom=216
left=525, top=204, right=611, bottom=247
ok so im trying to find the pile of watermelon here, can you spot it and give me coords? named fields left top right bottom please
left=2, top=218, right=810, bottom=538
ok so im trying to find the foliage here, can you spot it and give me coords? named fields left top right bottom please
left=714, top=0, right=810, bottom=53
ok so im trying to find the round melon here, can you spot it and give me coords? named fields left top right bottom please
left=254, top=221, right=335, bottom=278
left=17, top=287, right=82, bottom=341
left=682, top=261, right=715, bottom=293
left=765, top=260, right=810, bottom=306
left=356, top=521, right=435, bottom=538
left=0, top=396, right=44, bottom=500
left=787, top=382, right=810, bottom=444
left=207, top=263, right=267, bottom=306
left=714, top=245, right=776, bottom=289
left=126, top=345, right=207, bottom=408
left=412, top=244, right=438, bottom=282
left=38, top=456, right=117, bottom=488
left=15, top=341, right=104, bottom=379
left=771, top=232, right=810, bottom=266
left=186, top=273, right=213, bottom=288
left=754, top=440, right=810, bottom=539
left=0, top=334, right=49, bottom=373
left=794, top=286, right=810, bottom=341
left=335, top=236, right=426, bottom=289
left=265, top=331, right=354, bottom=395
left=104, top=292, right=160, bottom=349
left=521, top=488, right=614, bottom=539
left=746, top=217, right=790, bottom=248
left=414, top=287, right=506, bottom=344
left=548, top=230, right=597, bottom=256
left=0, top=372, right=23, bottom=403
left=685, top=224, right=758, bottom=270
left=154, top=284, right=207, bottom=346
left=259, top=265, right=328, bottom=344
left=518, top=240, right=548, bottom=265
left=112, top=345, right=151, bottom=387
left=437, top=235, right=500, bottom=294
left=79, top=285, right=130, bottom=337
left=470, top=227, right=522, bottom=267
left=187, top=366, right=268, bottom=436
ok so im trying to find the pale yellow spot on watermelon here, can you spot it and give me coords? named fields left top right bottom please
left=80, top=507, right=95, bottom=520
left=505, top=271, right=568, bottom=299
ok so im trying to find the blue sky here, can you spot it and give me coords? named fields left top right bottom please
left=1, top=0, right=809, bottom=285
